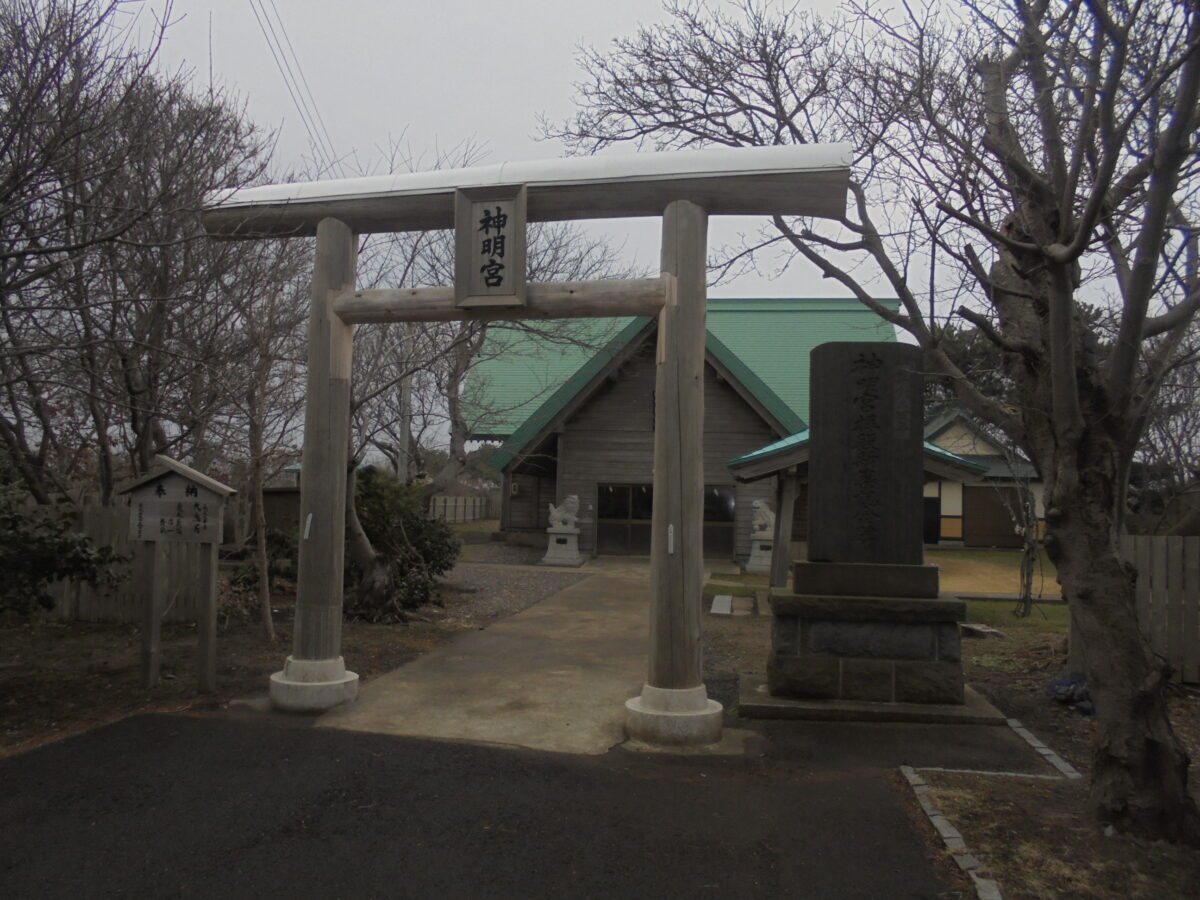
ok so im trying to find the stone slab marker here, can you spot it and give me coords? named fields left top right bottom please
left=770, top=342, right=965, bottom=706
left=808, top=343, right=924, bottom=565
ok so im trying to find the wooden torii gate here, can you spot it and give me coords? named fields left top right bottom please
left=203, top=144, right=850, bottom=746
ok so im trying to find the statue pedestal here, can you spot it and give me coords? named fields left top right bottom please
left=541, top=526, right=584, bottom=567
left=745, top=533, right=774, bottom=574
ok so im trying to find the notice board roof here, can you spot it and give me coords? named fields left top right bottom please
left=202, top=144, right=852, bottom=237
left=118, top=455, right=237, bottom=498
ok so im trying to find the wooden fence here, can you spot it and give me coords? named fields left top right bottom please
left=428, top=495, right=490, bottom=523
left=50, top=505, right=215, bottom=624
left=1121, top=535, right=1200, bottom=683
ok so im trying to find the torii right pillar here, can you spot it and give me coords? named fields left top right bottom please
left=625, top=199, right=723, bottom=746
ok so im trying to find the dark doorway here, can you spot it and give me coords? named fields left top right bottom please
left=923, top=497, right=941, bottom=543
left=597, top=484, right=653, bottom=554
left=703, top=485, right=736, bottom=557
left=596, top=483, right=737, bottom=557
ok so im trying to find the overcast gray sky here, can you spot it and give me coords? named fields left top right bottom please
left=151, top=0, right=847, bottom=297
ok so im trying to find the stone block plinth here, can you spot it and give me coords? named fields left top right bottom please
left=745, top=534, right=774, bottom=574
left=768, top=591, right=965, bottom=705
left=541, top=527, right=584, bottom=567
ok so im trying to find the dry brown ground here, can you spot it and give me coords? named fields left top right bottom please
left=0, top=554, right=583, bottom=759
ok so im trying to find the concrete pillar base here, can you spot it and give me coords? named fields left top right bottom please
left=624, top=684, right=723, bottom=747
left=269, top=655, right=359, bottom=712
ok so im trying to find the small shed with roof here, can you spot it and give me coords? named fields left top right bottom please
left=467, top=298, right=899, bottom=559
left=923, top=406, right=1045, bottom=547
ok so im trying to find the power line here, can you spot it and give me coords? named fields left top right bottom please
left=265, top=0, right=341, bottom=175
left=247, top=0, right=339, bottom=176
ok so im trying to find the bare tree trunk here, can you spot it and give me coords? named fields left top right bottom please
left=343, top=463, right=402, bottom=618
left=1015, top=486, right=1038, bottom=617
left=247, top=385, right=275, bottom=642
left=1049, top=485, right=1200, bottom=844
left=419, top=324, right=481, bottom=501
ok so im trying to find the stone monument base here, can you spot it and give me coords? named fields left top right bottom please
left=744, top=534, right=774, bottom=574
left=541, top=526, right=584, bottom=567
left=624, top=684, right=723, bottom=747
left=768, top=587, right=965, bottom=705
left=793, top=560, right=940, bottom=598
left=269, top=655, right=359, bottom=712
left=738, top=675, right=1005, bottom=725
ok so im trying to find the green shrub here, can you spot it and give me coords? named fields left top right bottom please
left=0, top=487, right=125, bottom=615
left=346, top=467, right=460, bottom=621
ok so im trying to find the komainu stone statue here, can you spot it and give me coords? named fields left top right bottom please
left=542, top=494, right=583, bottom=567
left=751, top=499, right=775, bottom=536
left=547, top=494, right=580, bottom=530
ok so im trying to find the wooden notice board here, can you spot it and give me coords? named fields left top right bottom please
left=128, top=472, right=224, bottom=543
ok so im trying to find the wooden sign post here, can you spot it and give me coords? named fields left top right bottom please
left=120, top=456, right=235, bottom=691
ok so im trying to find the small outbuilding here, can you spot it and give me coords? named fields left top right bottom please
left=726, top=429, right=986, bottom=581
left=923, top=407, right=1045, bottom=547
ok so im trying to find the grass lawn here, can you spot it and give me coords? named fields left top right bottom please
left=450, top=517, right=501, bottom=536
left=963, top=598, right=1069, bottom=633
left=927, top=547, right=1058, bottom=595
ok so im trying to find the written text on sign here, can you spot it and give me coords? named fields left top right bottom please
left=128, top=474, right=222, bottom=543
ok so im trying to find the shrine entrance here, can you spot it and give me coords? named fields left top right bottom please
left=202, top=144, right=850, bottom=747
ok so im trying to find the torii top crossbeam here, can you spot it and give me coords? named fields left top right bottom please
left=201, top=144, right=852, bottom=237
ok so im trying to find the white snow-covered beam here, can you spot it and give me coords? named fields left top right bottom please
left=202, top=144, right=852, bottom=237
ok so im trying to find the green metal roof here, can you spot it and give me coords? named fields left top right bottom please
left=704, top=331, right=804, bottom=435
left=727, top=428, right=814, bottom=468
left=726, top=429, right=990, bottom=474
left=486, top=318, right=654, bottom=470
left=462, top=317, right=637, bottom=439
left=703, top=298, right=898, bottom=424
left=466, top=298, right=900, bottom=470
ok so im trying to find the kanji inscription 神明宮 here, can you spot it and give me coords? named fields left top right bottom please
left=455, top=184, right=527, bottom=307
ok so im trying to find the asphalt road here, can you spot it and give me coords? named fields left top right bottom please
left=0, top=712, right=1040, bottom=899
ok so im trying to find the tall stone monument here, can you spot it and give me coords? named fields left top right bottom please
left=768, top=343, right=965, bottom=705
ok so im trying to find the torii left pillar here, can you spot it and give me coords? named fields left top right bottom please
left=270, top=217, right=360, bottom=710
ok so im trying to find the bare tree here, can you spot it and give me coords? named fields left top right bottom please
left=0, top=0, right=276, bottom=503
left=549, top=0, right=1200, bottom=843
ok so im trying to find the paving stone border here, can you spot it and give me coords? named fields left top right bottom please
left=899, top=719, right=1083, bottom=899
left=1004, top=718, right=1084, bottom=779
left=899, top=765, right=1004, bottom=900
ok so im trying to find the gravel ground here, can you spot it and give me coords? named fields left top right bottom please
left=438, top=558, right=589, bottom=622
left=458, top=541, right=546, bottom=566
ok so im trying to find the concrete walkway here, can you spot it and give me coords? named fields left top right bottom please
left=319, top=570, right=650, bottom=754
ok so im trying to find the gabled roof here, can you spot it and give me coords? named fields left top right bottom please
left=465, top=298, right=899, bottom=442
left=726, top=430, right=989, bottom=483
left=487, top=318, right=655, bottom=470
left=118, top=455, right=237, bottom=498
left=465, top=317, right=637, bottom=440
left=487, top=320, right=803, bottom=471
left=923, top=406, right=1040, bottom=481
